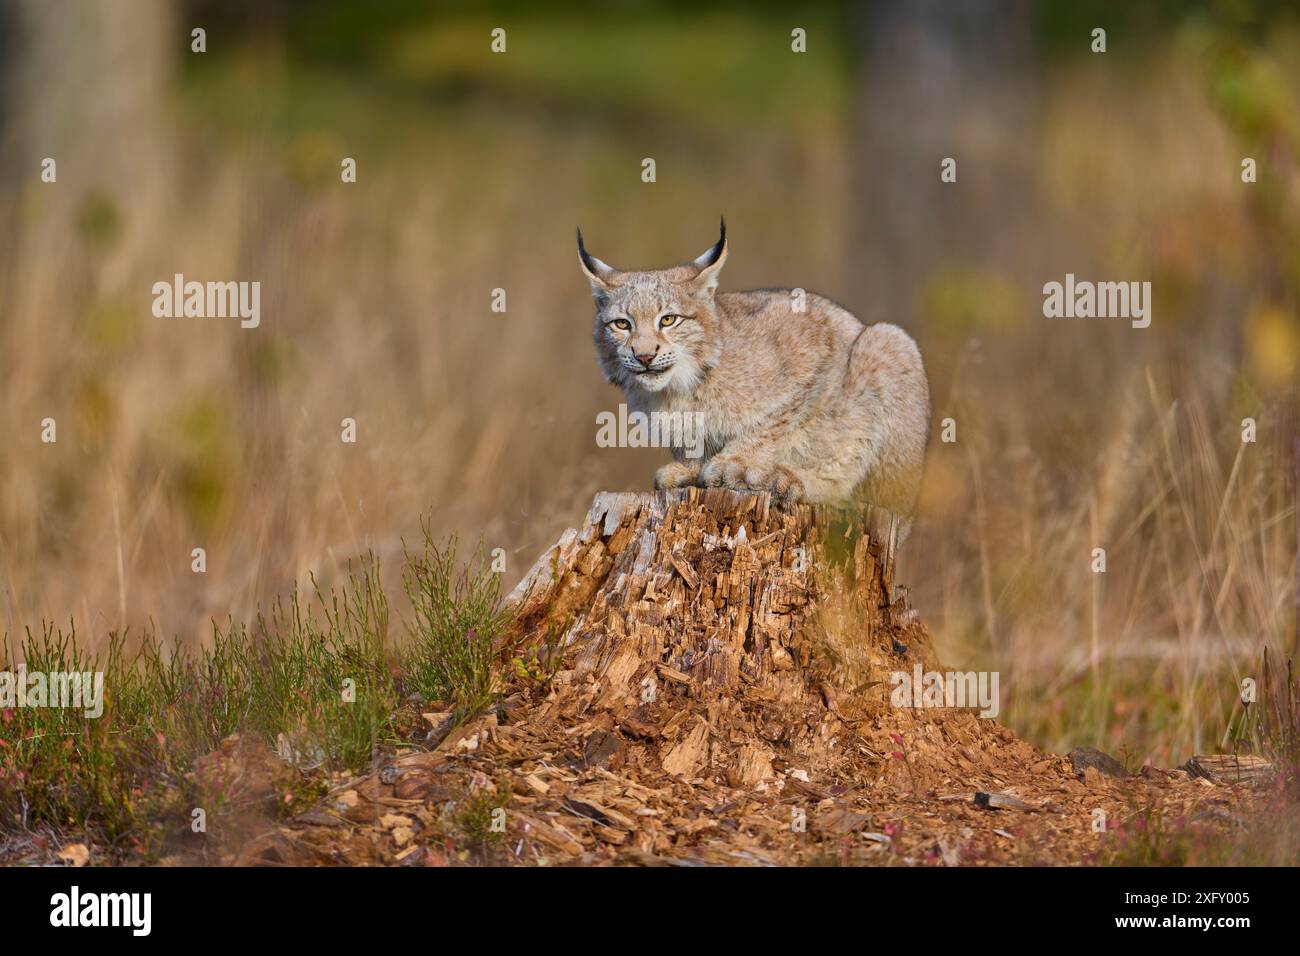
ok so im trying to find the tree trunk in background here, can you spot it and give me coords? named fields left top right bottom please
left=850, top=0, right=1036, bottom=321
left=0, top=0, right=176, bottom=249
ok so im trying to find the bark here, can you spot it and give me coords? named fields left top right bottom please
left=505, top=488, right=939, bottom=714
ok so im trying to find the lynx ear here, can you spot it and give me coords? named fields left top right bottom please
left=577, top=227, right=619, bottom=296
left=688, top=217, right=727, bottom=295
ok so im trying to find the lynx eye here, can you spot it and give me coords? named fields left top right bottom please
left=609, top=318, right=631, bottom=332
left=659, top=314, right=682, bottom=328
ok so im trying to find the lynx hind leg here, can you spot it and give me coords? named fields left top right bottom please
left=848, top=322, right=930, bottom=529
left=655, top=460, right=701, bottom=490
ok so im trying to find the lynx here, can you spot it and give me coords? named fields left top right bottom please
left=578, top=220, right=931, bottom=545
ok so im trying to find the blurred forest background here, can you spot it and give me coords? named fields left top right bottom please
left=0, top=0, right=1297, bottom=765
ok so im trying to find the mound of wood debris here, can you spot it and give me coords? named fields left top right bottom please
left=236, top=489, right=1269, bottom=866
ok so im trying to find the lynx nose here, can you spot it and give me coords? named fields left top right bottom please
left=634, top=348, right=658, bottom=367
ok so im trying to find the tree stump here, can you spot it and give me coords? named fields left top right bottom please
left=255, top=489, right=1273, bottom=866
left=505, top=489, right=939, bottom=747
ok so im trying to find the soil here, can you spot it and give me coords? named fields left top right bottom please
left=6, top=489, right=1267, bottom=867
left=228, top=490, right=1268, bottom=866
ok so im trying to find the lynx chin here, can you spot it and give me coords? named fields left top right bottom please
left=578, top=219, right=931, bottom=544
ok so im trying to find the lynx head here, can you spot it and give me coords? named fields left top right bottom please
left=578, top=219, right=728, bottom=394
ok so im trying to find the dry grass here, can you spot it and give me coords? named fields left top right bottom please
left=0, top=9, right=1296, bottom=776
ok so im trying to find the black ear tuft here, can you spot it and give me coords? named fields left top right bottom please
left=706, top=216, right=727, bottom=266
left=577, top=226, right=620, bottom=291
left=693, top=217, right=728, bottom=271
left=577, top=226, right=602, bottom=277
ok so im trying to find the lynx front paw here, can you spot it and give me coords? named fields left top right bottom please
left=654, top=461, right=701, bottom=490
left=699, top=457, right=805, bottom=508
left=698, top=455, right=747, bottom=490
left=755, top=465, right=805, bottom=508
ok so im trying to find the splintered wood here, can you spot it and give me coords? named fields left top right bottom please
left=506, top=487, right=937, bottom=695
left=257, top=490, right=1267, bottom=867
left=1183, top=754, right=1274, bottom=788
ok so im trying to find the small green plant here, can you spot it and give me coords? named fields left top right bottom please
left=403, top=522, right=511, bottom=720
left=510, top=614, right=570, bottom=685
left=451, top=777, right=513, bottom=852
left=0, top=537, right=519, bottom=859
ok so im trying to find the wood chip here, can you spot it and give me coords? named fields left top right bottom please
left=1182, top=754, right=1274, bottom=787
